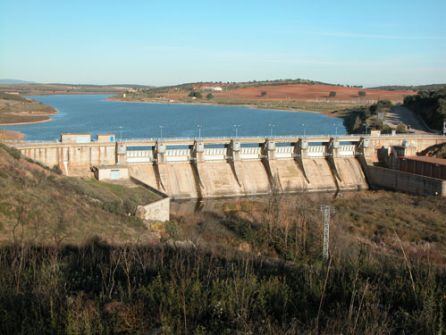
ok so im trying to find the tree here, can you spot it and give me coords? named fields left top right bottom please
left=188, top=91, right=202, bottom=99
left=352, top=116, right=363, bottom=133
left=396, top=123, right=408, bottom=134
left=328, top=91, right=337, bottom=98
left=358, top=90, right=367, bottom=98
left=206, top=93, right=214, bottom=100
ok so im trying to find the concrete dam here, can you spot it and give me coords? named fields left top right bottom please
left=9, top=133, right=446, bottom=199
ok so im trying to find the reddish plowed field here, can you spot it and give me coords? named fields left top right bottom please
left=215, top=84, right=414, bottom=102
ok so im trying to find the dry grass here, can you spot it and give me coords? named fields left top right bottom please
left=0, top=143, right=161, bottom=245
left=170, top=191, right=446, bottom=264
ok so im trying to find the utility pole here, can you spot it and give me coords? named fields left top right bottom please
left=197, top=124, right=202, bottom=140
left=268, top=123, right=275, bottom=138
left=233, top=124, right=240, bottom=139
left=333, top=123, right=338, bottom=137
left=320, top=204, right=331, bottom=260
left=118, top=126, right=123, bottom=141
left=159, top=125, right=164, bottom=141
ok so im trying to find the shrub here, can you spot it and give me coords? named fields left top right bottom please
left=0, top=144, right=21, bottom=160
left=396, top=123, right=408, bottom=133
left=188, top=91, right=202, bottom=99
left=51, top=165, right=63, bottom=175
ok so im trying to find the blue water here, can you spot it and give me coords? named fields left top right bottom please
left=2, top=94, right=346, bottom=140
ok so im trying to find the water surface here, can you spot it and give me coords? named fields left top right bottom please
left=2, top=94, right=346, bottom=140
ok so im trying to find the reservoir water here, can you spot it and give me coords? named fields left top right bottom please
left=3, top=94, right=346, bottom=140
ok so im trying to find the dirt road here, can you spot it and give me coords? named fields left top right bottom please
left=385, top=105, right=432, bottom=134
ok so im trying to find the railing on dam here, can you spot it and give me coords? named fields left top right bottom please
left=165, top=149, right=190, bottom=162
left=275, top=146, right=294, bottom=159
left=6, top=133, right=446, bottom=170
left=338, top=145, right=356, bottom=157
left=126, top=150, right=153, bottom=163
left=5, top=133, right=445, bottom=148
left=204, top=148, right=226, bottom=161
left=307, top=146, right=326, bottom=157
left=240, top=147, right=262, bottom=160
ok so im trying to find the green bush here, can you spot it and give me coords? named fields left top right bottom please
left=404, top=89, right=446, bottom=130
left=396, top=123, right=408, bottom=133
left=188, top=91, right=202, bottom=99
left=0, top=143, right=21, bottom=160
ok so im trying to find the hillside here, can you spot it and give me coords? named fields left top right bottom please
left=371, top=84, right=446, bottom=91
left=0, top=82, right=152, bottom=96
left=403, top=88, right=446, bottom=131
left=0, top=92, right=56, bottom=125
left=0, top=143, right=160, bottom=245
left=118, top=80, right=415, bottom=115
left=0, top=79, right=34, bottom=85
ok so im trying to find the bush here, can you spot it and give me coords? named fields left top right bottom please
left=0, top=144, right=21, bottom=160
left=0, top=242, right=445, bottom=334
left=396, top=123, right=408, bottom=133
left=328, top=91, right=337, bottom=98
left=358, top=90, right=367, bottom=97
left=51, top=165, right=63, bottom=175
left=404, top=89, right=446, bottom=130
left=206, top=93, right=214, bottom=100
left=188, top=91, right=202, bottom=99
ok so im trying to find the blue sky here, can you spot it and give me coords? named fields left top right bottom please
left=0, top=0, right=445, bottom=87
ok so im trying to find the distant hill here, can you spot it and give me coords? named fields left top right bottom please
left=0, top=79, right=34, bottom=85
left=370, top=84, right=446, bottom=91
left=148, top=78, right=357, bottom=93
left=0, top=82, right=152, bottom=95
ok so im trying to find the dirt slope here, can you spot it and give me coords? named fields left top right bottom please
left=0, top=144, right=159, bottom=245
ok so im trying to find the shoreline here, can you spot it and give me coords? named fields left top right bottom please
left=0, top=117, right=53, bottom=126
left=107, top=96, right=328, bottom=116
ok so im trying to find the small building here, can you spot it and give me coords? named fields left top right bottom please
left=94, top=165, right=129, bottom=180
left=60, top=133, right=91, bottom=143
left=97, top=133, right=116, bottom=143
left=202, top=86, right=223, bottom=92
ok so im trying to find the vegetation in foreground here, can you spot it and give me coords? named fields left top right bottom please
left=1, top=142, right=446, bottom=333
left=1, top=216, right=445, bottom=334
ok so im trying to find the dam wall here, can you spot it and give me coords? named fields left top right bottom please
left=367, top=165, right=446, bottom=197
left=7, top=133, right=446, bottom=199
